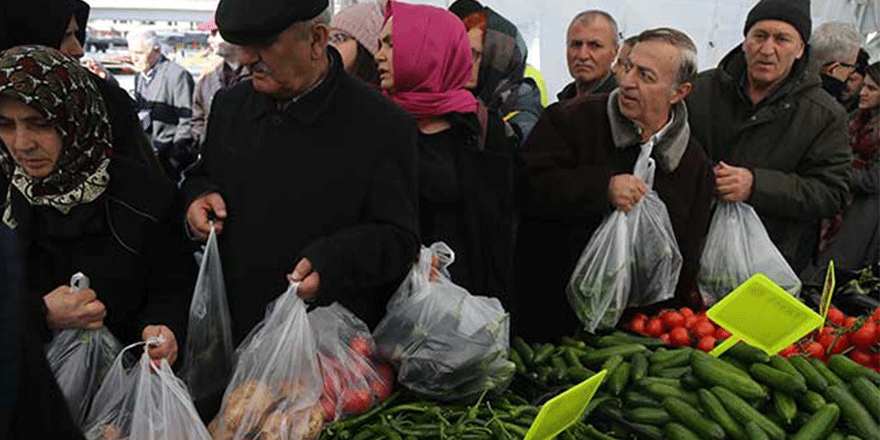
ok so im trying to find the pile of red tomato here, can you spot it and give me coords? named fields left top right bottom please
left=626, top=307, right=880, bottom=370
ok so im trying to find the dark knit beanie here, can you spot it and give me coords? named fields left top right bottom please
left=744, top=0, right=811, bottom=43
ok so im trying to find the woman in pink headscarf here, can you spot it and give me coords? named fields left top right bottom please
left=376, top=1, right=515, bottom=305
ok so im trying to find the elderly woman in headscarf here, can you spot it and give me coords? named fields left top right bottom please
left=0, top=46, right=195, bottom=365
left=449, top=0, right=543, bottom=146
left=376, top=1, right=514, bottom=305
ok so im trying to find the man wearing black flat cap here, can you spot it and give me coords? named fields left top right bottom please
left=182, top=0, right=419, bottom=357
left=687, top=0, right=852, bottom=273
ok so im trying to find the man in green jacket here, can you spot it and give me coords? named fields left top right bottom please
left=687, top=0, right=852, bottom=272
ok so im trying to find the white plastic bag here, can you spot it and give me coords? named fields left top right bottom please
left=210, top=283, right=324, bottom=440
left=308, top=303, right=394, bottom=423
left=373, top=243, right=515, bottom=402
left=83, top=340, right=211, bottom=440
left=698, top=202, right=801, bottom=305
left=567, top=145, right=682, bottom=332
left=180, top=225, right=234, bottom=401
left=46, top=272, right=123, bottom=428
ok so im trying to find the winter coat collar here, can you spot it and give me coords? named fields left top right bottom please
left=557, top=73, right=618, bottom=102
left=246, top=46, right=343, bottom=126
left=606, top=89, right=691, bottom=173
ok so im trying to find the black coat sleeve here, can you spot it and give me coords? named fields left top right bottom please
left=301, top=121, right=420, bottom=304
left=180, top=89, right=225, bottom=225
left=137, top=200, right=197, bottom=353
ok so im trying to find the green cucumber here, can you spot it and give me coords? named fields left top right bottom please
left=745, top=421, right=770, bottom=440
left=769, top=355, right=806, bottom=388
left=508, top=348, right=525, bottom=374
left=567, top=366, right=596, bottom=382
left=649, top=350, right=693, bottom=373
left=725, top=342, right=770, bottom=364
left=665, top=422, right=701, bottom=440
left=608, top=362, right=631, bottom=395
left=698, top=388, right=748, bottom=440
left=663, top=397, right=726, bottom=440
left=849, top=377, right=880, bottom=420
left=749, top=363, right=808, bottom=395
left=656, top=366, right=691, bottom=379
left=601, top=355, right=624, bottom=384
left=651, top=347, right=689, bottom=364
left=584, top=424, right=622, bottom=440
left=824, top=385, right=879, bottom=440
left=789, top=403, right=840, bottom=440
left=693, top=358, right=767, bottom=400
left=797, top=390, right=827, bottom=413
left=711, top=386, right=785, bottom=440
left=771, top=389, right=798, bottom=425
left=630, top=422, right=664, bottom=439
left=643, top=382, right=699, bottom=407
left=789, top=355, right=829, bottom=393
left=810, top=358, right=846, bottom=388
left=638, top=377, right=682, bottom=388
left=581, top=344, right=647, bottom=365
left=826, top=432, right=845, bottom=440
left=680, top=372, right=704, bottom=391
left=630, top=353, right=648, bottom=382
left=827, top=355, right=880, bottom=384
left=563, top=347, right=585, bottom=369
left=624, top=407, right=670, bottom=425
left=624, top=391, right=659, bottom=408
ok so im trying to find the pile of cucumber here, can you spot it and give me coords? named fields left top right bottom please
left=510, top=331, right=880, bottom=440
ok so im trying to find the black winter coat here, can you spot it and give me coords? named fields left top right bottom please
left=1, top=158, right=196, bottom=348
left=182, top=48, right=420, bottom=344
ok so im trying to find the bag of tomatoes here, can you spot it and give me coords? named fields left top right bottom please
left=307, top=303, right=394, bottom=423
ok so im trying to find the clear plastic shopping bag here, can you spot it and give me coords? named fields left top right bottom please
left=567, top=146, right=682, bottom=332
left=308, top=303, right=394, bottom=423
left=46, top=272, right=123, bottom=428
left=373, top=243, right=515, bottom=402
left=180, top=225, right=234, bottom=401
left=209, top=283, right=324, bottom=440
left=83, top=340, right=211, bottom=440
left=698, top=202, right=801, bottom=305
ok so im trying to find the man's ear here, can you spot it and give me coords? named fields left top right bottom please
left=670, top=81, right=692, bottom=104
left=311, top=23, right=329, bottom=60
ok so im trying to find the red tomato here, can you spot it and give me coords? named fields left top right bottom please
left=819, top=333, right=850, bottom=355
left=321, top=396, right=337, bottom=422
left=660, top=333, right=671, bottom=344
left=369, top=377, right=391, bottom=402
left=826, top=308, right=845, bottom=326
left=849, top=349, right=873, bottom=367
left=779, top=344, right=798, bottom=358
left=341, top=389, right=373, bottom=415
left=876, top=322, right=880, bottom=344
left=633, top=312, right=649, bottom=322
left=873, top=353, right=880, bottom=368
left=873, top=308, right=880, bottom=323
left=852, top=322, right=876, bottom=351
left=349, top=335, right=373, bottom=358
left=646, top=318, right=665, bottom=337
left=684, top=315, right=700, bottom=330
left=375, top=364, right=395, bottom=387
left=662, top=312, right=685, bottom=330
left=670, top=327, right=691, bottom=347
left=697, top=336, right=717, bottom=352
left=693, top=321, right=716, bottom=339
left=679, top=307, right=695, bottom=317
left=844, top=317, right=859, bottom=329
left=803, top=342, right=825, bottom=359
left=630, top=318, right=646, bottom=334
left=714, top=327, right=732, bottom=340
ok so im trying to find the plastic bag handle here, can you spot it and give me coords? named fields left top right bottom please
left=70, top=272, right=90, bottom=292
left=428, top=242, right=455, bottom=270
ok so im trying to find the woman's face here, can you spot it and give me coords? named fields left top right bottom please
left=329, top=28, right=359, bottom=73
left=859, top=75, right=879, bottom=111
left=376, top=18, right=394, bottom=91
left=0, top=98, right=63, bottom=178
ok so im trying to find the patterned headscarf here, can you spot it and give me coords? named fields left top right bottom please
left=0, top=45, right=111, bottom=228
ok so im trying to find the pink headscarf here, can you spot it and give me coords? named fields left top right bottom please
left=384, top=1, right=479, bottom=119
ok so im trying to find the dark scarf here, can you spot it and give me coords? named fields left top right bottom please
left=0, top=46, right=112, bottom=228
left=0, top=0, right=89, bottom=51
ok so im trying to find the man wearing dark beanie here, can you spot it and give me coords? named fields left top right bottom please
left=687, top=0, right=852, bottom=274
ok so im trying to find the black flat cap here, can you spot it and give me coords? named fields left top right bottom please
left=216, top=0, right=329, bottom=45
